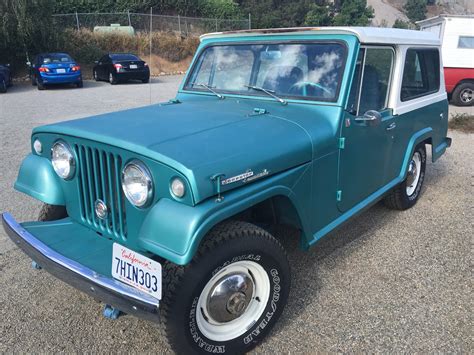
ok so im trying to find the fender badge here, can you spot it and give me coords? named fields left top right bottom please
left=221, top=170, right=254, bottom=185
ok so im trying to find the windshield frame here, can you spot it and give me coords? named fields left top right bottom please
left=182, top=40, right=348, bottom=104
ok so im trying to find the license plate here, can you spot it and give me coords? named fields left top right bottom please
left=56, top=68, right=66, bottom=73
left=112, top=243, right=162, bottom=300
left=129, top=64, right=138, bottom=69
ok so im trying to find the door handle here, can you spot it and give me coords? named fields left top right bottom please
left=386, top=122, right=396, bottom=131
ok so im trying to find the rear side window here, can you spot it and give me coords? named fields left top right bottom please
left=458, top=36, right=474, bottom=49
left=401, top=48, right=440, bottom=102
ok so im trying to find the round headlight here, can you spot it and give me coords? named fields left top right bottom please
left=51, top=141, right=75, bottom=179
left=171, top=177, right=186, bottom=198
left=33, top=139, right=42, bottom=154
left=122, top=160, right=153, bottom=207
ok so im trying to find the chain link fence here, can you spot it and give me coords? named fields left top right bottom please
left=52, top=12, right=251, bottom=36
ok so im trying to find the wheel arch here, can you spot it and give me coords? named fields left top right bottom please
left=138, top=187, right=310, bottom=266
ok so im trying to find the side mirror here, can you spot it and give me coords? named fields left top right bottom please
left=355, top=110, right=382, bottom=127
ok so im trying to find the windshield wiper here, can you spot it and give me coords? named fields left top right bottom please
left=245, top=85, right=287, bottom=105
left=195, top=83, right=224, bottom=99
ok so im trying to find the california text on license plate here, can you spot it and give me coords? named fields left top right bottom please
left=112, top=243, right=162, bottom=300
left=129, top=64, right=138, bottom=69
left=56, top=68, right=66, bottom=73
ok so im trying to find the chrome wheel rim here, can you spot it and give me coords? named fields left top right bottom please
left=93, top=70, right=97, bottom=80
left=406, top=151, right=421, bottom=196
left=109, top=73, right=113, bottom=83
left=196, top=260, right=270, bottom=342
left=460, top=88, right=473, bottom=103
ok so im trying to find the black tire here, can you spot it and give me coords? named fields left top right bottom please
left=93, top=70, right=99, bottom=81
left=142, top=78, right=149, bottom=83
left=384, top=144, right=426, bottom=210
left=452, top=82, right=474, bottom=106
left=76, top=80, right=83, bottom=88
left=162, top=221, right=290, bottom=354
left=37, top=80, right=45, bottom=90
left=38, top=203, right=68, bottom=221
left=0, top=78, right=6, bottom=93
left=109, top=72, right=117, bottom=85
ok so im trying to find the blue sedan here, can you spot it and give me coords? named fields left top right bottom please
left=29, top=53, right=83, bottom=90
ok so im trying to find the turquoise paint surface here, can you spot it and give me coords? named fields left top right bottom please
left=11, top=32, right=450, bottom=267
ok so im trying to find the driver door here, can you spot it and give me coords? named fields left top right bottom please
left=337, top=46, right=397, bottom=212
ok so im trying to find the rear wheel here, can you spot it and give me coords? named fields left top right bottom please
left=109, top=72, right=117, bottom=85
left=162, top=221, right=290, bottom=354
left=384, top=144, right=426, bottom=210
left=142, top=78, right=149, bottom=83
left=0, top=78, right=6, bottom=93
left=37, top=80, right=45, bottom=90
left=38, top=204, right=67, bottom=221
left=93, top=69, right=99, bottom=81
left=76, top=80, right=83, bottom=88
left=452, top=82, right=474, bottom=106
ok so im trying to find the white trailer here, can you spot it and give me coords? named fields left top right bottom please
left=417, top=15, right=474, bottom=106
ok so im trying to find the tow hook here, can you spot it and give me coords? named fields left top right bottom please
left=103, top=304, right=122, bottom=320
left=31, top=260, right=42, bottom=270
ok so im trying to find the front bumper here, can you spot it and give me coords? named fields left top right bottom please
left=1, top=212, right=160, bottom=323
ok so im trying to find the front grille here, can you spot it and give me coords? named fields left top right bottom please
left=75, top=144, right=127, bottom=239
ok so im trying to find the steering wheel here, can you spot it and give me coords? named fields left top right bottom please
left=289, top=81, right=332, bottom=97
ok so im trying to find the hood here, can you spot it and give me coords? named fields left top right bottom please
left=34, top=97, right=314, bottom=202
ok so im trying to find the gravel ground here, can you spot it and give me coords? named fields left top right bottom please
left=0, top=78, right=472, bottom=353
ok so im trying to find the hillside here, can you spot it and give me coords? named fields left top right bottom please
left=369, top=0, right=474, bottom=27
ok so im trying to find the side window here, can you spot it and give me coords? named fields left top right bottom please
left=347, top=47, right=393, bottom=115
left=401, top=48, right=440, bottom=101
left=458, top=36, right=474, bottom=49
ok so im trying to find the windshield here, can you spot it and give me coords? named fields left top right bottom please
left=185, top=42, right=346, bottom=102
left=111, top=54, right=140, bottom=61
left=43, top=54, right=73, bottom=64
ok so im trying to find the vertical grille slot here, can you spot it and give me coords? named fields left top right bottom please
left=75, top=144, right=126, bottom=239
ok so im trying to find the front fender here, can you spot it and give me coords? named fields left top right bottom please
left=138, top=163, right=311, bottom=265
left=14, top=154, right=65, bottom=205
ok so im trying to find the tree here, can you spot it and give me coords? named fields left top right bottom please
left=404, top=0, right=426, bottom=23
left=198, top=0, right=242, bottom=19
left=304, top=4, right=333, bottom=26
left=332, top=0, right=374, bottom=26
left=393, top=19, right=411, bottom=29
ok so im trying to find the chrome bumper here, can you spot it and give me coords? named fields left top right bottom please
left=1, top=212, right=160, bottom=323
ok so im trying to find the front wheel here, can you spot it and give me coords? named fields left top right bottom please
left=384, top=143, right=426, bottom=210
left=162, top=221, right=290, bottom=354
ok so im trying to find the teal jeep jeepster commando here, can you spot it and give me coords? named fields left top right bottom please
left=2, top=27, right=451, bottom=353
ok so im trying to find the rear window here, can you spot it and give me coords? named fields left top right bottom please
left=111, top=54, right=140, bottom=61
left=42, top=54, right=73, bottom=64
left=400, top=48, right=440, bottom=102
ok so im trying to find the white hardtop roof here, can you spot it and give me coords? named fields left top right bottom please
left=416, top=14, right=474, bottom=26
left=200, top=26, right=440, bottom=46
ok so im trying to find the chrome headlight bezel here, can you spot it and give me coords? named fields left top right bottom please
left=121, top=160, right=154, bottom=208
left=51, top=141, right=76, bottom=180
